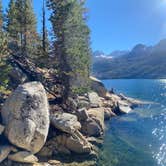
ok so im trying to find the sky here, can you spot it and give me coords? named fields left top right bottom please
left=2, top=0, right=166, bottom=54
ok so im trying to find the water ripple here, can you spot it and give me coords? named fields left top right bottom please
left=152, top=112, right=166, bottom=166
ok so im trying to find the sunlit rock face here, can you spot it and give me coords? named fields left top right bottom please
left=1, top=82, right=50, bottom=154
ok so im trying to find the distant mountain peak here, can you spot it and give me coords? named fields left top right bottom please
left=132, top=44, right=147, bottom=52
left=154, top=38, right=166, bottom=52
left=93, top=39, right=166, bottom=79
left=158, top=38, right=166, bottom=44
left=109, top=50, right=129, bottom=57
left=93, top=50, right=128, bottom=60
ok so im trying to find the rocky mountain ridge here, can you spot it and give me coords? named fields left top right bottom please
left=93, top=39, right=166, bottom=79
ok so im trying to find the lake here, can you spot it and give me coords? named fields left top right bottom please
left=98, top=79, right=166, bottom=166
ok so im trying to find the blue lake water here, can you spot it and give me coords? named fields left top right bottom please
left=98, top=79, right=166, bottom=166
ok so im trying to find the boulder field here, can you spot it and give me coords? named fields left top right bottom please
left=0, top=77, right=142, bottom=166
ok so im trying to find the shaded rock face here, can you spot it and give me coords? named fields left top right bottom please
left=1, top=82, right=50, bottom=154
left=104, top=108, right=116, bottom=120
left=0, top=125, right=4, bottom=135
left=81, top=119, right=101, bottom=137
left=75, top=108, right=89, bottom=122
left=9, top=67, right=28, bottom=88
left=90, top=76, right=107, bottom=98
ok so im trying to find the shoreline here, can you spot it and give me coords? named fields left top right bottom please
left=0, top=77, right=154, bottom=166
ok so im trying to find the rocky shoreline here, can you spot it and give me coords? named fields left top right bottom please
left=0, top=76, right=146, bottom=166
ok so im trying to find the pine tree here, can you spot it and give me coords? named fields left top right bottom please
left=0, top=1, right=11, bottom=94
left=14, top=0, right=38, bottom=56
left=42, top=0, right=46, bottom=53
left=6, top=0, right=18, bottom=39
left=35, top=0, right=50, bottom=67
left=47, top=0, right=91, bottom=99
left=14, top=0, right=24, bottom=48
left=0, top=0, right=3, bottom=30
left=23, top=0, right=37, bottom=54
left=0, top=32, right=11, bottom=94
left=0, top=0, right=6, bottom=56
left=64, top=0, right=91, bottom=94
left=40, top=0, right=49, bottom=56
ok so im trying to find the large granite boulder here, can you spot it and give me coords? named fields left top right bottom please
left=1, top=82, right=50, bottom=154
left=90, top=76, right=107, bottom=98
left=51, top=112, right=81, bottom=134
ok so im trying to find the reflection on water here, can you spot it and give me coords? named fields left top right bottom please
left=98, top=79, right=166, bottom=166
left=151, top=113, right=166, bottom=166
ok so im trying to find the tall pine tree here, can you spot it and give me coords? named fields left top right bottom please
left=42, top=0, right=46, bottom=53
left=0, top=0, right=3, bottom=30
left=6, top=0, right=18, bottom=39
left=37, top=0, right=50, bottom=67
left=47, top=0, right=91, bottom=99
left=0, top=0, right=7, bottom=56
left=0, top=1, right=11, bottom=94
left=14, top=0, right=38, bottom=56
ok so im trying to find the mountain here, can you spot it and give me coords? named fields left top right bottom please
left=92, top=39, right=166, bottom=79
left=93, top=51, right=112, bottom=60
left=93, top=50, right=129, bottom=60
left=109, top=50, right=129, bottom=57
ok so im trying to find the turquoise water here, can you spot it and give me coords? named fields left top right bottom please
left=98, top=79, right=166, bottom=166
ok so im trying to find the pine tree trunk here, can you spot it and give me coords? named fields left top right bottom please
left=42, top=0, right=46, bottom=52
left=59, top=34, right=71, bottom=102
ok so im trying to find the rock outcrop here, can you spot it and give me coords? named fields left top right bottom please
left=0, top=146, right=14, bottom=163
left=81, top=118, right=101, bottom=137
left=39, top=131, right=93, bottom=156
left=88, top=92, right=102, bottom=108
left=0, top=73, right=143, bottom=166
left=90, top=76, right=107, bottom=98
left=8, top=151, right=38, bottom=163
left=1, top=82, right=50, bottom=154
left=49, top=112, right=93, bottom=155
left=51, top=112, right=81, bottom=134
left=87, top=108, right=105, bottom=134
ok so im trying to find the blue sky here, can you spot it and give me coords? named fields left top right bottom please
left=2, top=0, right=166, bottom=54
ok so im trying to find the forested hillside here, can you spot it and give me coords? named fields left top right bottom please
left=0, top=0, right=91, bottom=99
